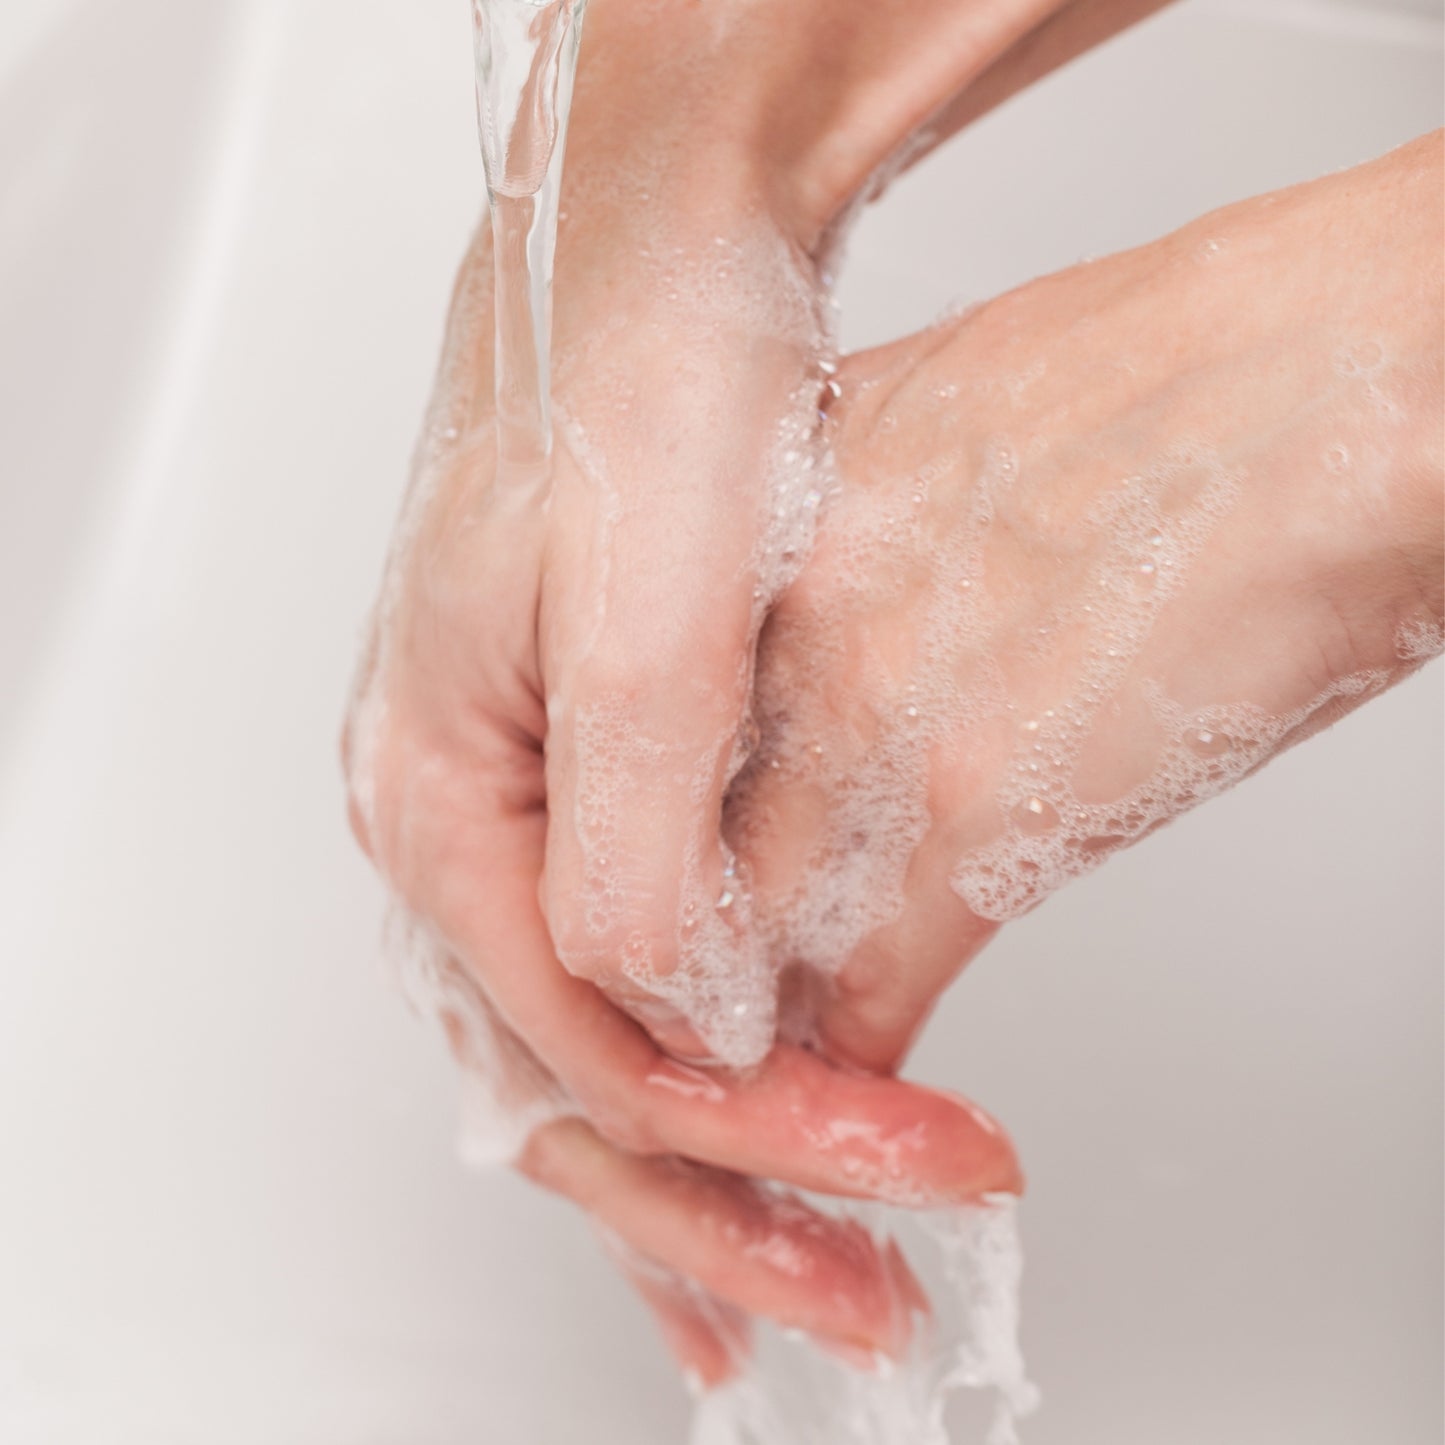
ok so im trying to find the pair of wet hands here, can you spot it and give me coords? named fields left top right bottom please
left=342, top=102, right=1441, bottom=1381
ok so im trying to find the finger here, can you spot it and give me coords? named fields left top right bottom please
left=413, top=946, right=924, bottom=1373
left=774, top=820, right=999, bottom=1080
left=534, top=340, right=831, bottom=1068
left=539, top=525, right=770, bottom=1067
left=520, top=1117, right=923, bottom=1359
left=806, top=833, right=1000, bottom=1076
left=415, top=940, right=932, bottom=1366
left=616, top=1254, right=751, bottom=1392
left=728, top=665, right=1001, bottom=1076
left=420, top=799, right=1020, bottom=1201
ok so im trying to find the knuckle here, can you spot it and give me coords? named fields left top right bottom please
left=577, top=1086, right=660, bottom=1156
left=546, top=885, right=678, bottom=987
left=514, top=1118, right=574, bottom=1192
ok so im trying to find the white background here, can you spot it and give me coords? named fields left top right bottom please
left=0, top=2, right=1440, bottom=1440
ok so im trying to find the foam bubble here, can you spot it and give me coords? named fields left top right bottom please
left=1396, top=615, right=1444, bottom=664
left=952, top=670, right=1392, bottom=921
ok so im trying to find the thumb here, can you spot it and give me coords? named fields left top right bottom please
left=538, top=451, right=778, bottom=1068
left=533, top=270, right=835, bottom=1067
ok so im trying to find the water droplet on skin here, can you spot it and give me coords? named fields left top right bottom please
left=1325, top=443, right=1350, bottom=473
left=1198, top=238, right=1225, bottom=260
left=1148, top=531, right=1164, bottom=549
left=1012, top=796, right=1061, bottom=834
left=818, top=358, right=838, bottom=377
left=904, top=705, right=920, bottom=720
left=1186, top=728, right=1233, bottom=758
left=1020, top=719, right=1040, bottom=735
left=1138, top=561, right=1156, bottom=578
left=878, top=413, right=898, bottom=434
left=1339, top=339, right=1384, bottom=375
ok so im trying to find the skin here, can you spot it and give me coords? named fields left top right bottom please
left=737, top=134, right=1444, bottom=1073
left=347, top=0, right=1089, bottom=1378
left=343, top=0, right=1443, bottom=1385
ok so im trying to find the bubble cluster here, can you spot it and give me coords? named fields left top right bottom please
left=1395, top=615, right=1444, bottom=664
left=745, top=405, right=1256, bottom=964
left=954, top=670, right=1391, bottom=920
left=386, top=907, right=576, bottom=1168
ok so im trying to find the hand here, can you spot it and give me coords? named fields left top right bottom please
left=732, top=133, right=1445, bottom=1074
left=345, top=0, right=1099, bottom=1379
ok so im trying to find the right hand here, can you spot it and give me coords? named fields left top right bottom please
left=344, top=0, right=1089, bottom=1381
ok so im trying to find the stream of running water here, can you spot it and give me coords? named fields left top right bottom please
left=464, top=5, right=1035, bottom=1440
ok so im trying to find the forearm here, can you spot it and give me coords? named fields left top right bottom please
left=923, top=0, right=1177, bottom=145
left=572, top=0, right=1176, bottom=251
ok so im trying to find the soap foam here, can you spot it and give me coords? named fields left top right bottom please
left=1395, top=615, right=1444, bottom=665
left=685, top=1197, right=1037, bottom=1445
left=386, top=907, right=576, bottom=1168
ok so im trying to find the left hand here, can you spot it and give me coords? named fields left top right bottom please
left=729, top=133, right=1444, bottom=1074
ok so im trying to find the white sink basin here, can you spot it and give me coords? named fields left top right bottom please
left=1, top=2, right=1439, bottom=1439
